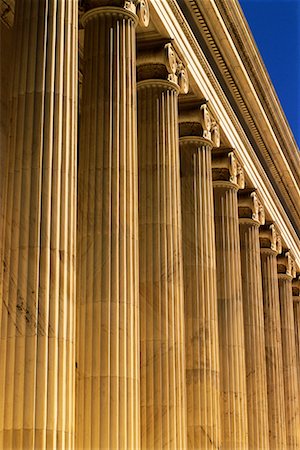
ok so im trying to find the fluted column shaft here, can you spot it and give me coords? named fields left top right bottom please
left=260, top=249, right=287, bottom=449
left=76, top=7, right=140, bottom=449
left=294, top=296, right=300, bottom=406
left=278, top=276, right=300, bottom=449
left=138, top=80, right=187, bottom=450
left=180, top=137, right=220, bottom=450
left=213, top=183, right=248, bottom=449
left=0, top=1, right=77, bottom=448
left=239, top=221, right=269, bottom=449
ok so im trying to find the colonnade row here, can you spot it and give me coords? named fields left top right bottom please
left=0, top=1, right=299, bottom=449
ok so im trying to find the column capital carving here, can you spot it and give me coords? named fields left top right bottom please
left=260, top=223, right=282, bottom=255
left=211, top=121, right=221, bottom=147
left=212, top=148, right=245, bottom=189
left=277, top=251, right=297, bottom=280
left=81, top=0, right=149, bottom=27
left=238, top=190, right=265, bottom=226
left=292, top=275, right=300, bottom=297
left=137, top=42, right=189, bottom=94
left=179, top=103, right=220, bottom=147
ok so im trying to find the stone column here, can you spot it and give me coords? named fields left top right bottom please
left=260, top=225, right=287, bottom=449
left=212, top=149, right=248, bottom=450
left=76, top=2, right=149, bottom=449
left=238, top=191, right=269, bottom=450
left=277, top=252, right=300, bottom=449
left=293, top=277, right=300, bottom=406
left=179, top=105, right=221, bottom=449
left=137, top=43, right=188, bottom=450
left=0, top=1, right=78, bottom=449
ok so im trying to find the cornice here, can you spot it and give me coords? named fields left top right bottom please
left=149, top=0, right=300, bottom=267
left=215, top=0, right=300, bottom=176
left=177, top=0, right=300, bottom=234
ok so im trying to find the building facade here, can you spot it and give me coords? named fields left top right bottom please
left=0, top=0, right=300, bottom=449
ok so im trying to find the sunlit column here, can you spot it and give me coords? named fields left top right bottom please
left=137, top=42, right=188, bottom=450
left=76, top=1, right=149, bottom=448
left=238, top=190, right=269, bottom=450
left=0, top=1, right=78, bottom=448
left=179, top=105, right=221, bottom=450
left=212, top=149, right=248, bottom=450
left=293, top=277, right=300, bottom=407
left=277, top=251, right=300, bottom=449
left=260, top=224, right=287, bottom=449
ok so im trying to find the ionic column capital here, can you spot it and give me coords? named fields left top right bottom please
left=238, top=189, right=265, bottom=226
left=293, top=275, right=300, bottom=301
left=292, top=275, right=300, bottom=297
left=277, top=251, right=297, bottom=280
left=179, top=103, right=220, bottom=147
left=212, top=148, right=245, bottom=190
left=260, top=223, right=282, bottom=255
left=81, top=0, right=150, bottom=27
left=137, top=42, right=189, bottom=93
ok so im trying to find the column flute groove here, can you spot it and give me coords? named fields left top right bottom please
left=138, top=43, right=188, bottom=450
left=212, top=149, right=248, bottom=450
left=238, top=191, right=269, bottom=450
left=260, top=225, right=287, bottom=449
left=179, top=105, right=221, bottom=450
left=76, top=2, right=149, bottom=448
left=0, top=1, right=78, bottom=448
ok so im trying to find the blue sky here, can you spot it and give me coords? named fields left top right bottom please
left=239, top=0, right=300, bottom=147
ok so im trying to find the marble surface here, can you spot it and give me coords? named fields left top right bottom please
left=138, top=80, right=187, bottom=450
left=213, top=179, right=248, bottom=450
left=239, top=221, right=269, bottom=450
left=0, top=1, right=77, bottom=448
left=76, top=8, right=140, bottom=449
left=260, top=249, right=287, bottom=449
left=180, top=138, right=221, bottom=450
left=278, top=276, right=300, bottom=449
